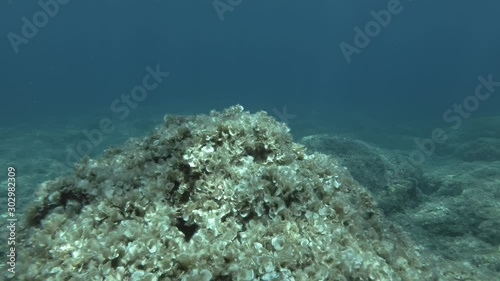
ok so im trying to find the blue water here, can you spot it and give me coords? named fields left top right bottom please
left=2, top=1, right=499, bottom=126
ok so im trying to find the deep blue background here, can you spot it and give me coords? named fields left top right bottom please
left=1, top=1, right=499, bottom=126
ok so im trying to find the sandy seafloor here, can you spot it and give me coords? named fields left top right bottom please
left=1, top=105, right=499, bottom=278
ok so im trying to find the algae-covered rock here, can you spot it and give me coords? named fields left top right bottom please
left=14, top=106, right=487, bottom=280
left=299, top=135, right=423, bottom=213
left=436, top=116, right=500, bottom=161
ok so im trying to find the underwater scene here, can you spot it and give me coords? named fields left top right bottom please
left=1, top=1, right=499, bottom=280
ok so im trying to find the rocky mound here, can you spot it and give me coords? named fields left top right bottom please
left=14, top=106, right=485, bottom=280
